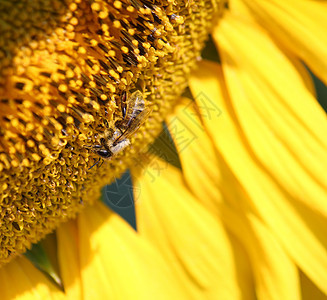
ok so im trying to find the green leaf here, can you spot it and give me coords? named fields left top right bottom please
left=24, top=238, right=63, bottom=290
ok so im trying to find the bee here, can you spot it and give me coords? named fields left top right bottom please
left=88, top=90, right=151, bottom=169
left=113, top=90, right=151, bottom=146
left=87, top=129, right=131, bottom=169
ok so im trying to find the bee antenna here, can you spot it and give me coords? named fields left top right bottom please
left=88, top=159, right=101, bottom=170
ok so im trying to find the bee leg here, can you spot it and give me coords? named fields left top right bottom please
left=98, top=159, right=104, bottom=168
left=85, top=144, right=102, bottom=149
left=88, top=158, right=101, bottom=170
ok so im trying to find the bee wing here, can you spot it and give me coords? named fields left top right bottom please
left=129, top=90, right=144, bottom=105
left=113, top=108, right=151, bottom=145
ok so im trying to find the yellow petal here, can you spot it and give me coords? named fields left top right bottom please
left=189, top=53, right=327, bottom=295
left=165, top=97, right=224, bottom=213
left=222, top=0, right=317, bottom=97
left=131, top=157, right=241, bottom=300
left=1, top=200, right=186, bottom=300
left=224, top=208, right=300, bottom=300
left=0, top=256, right=65, bottom=300
left=241, top=0, right=327, bottom=85
left=247, top=216, right=300, bottom=300
left=166, top=97, right=301, bottom=300
left=167, top=99, right=256, bottom=299
left=214, top=13, right=327, bottom=216
left=74, top=201, right=186, bottom=300
left=57, top=221, right=82, bottom=299
left=300, top=271, right=327, bottom=300
left=227, top=232, right=256, bottom=300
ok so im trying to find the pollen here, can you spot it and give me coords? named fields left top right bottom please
left=0, top=0, right=225, bottom=265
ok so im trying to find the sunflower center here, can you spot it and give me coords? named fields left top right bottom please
left=0, top=0, right=225, bottom=265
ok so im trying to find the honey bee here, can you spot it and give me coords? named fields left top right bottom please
left=113, top=90, right=151, bottom=146
left=93, top=130, right=131, bottom=158
left=88, top=90, right=151, bottom=169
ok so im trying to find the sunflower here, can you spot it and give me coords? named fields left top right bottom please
left=1, top=0, right=327, bottom=299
